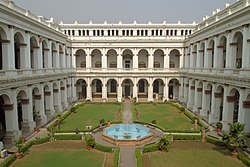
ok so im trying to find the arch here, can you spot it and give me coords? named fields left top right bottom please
left=0, top=94, right=12, bottom=143
left=192, top=45, right=197, bottom=68
left=30, top=36, right=38, bottom=69
left=138, top=49, right=149, bottom=68
left=51, top=42, right=56, bottom=68
left=91, top=49, right=102, bottom=68
left=168, top=79, right=180, bottom=99
left=122, top=79, right=133, bottom=98
left=16, top=90, right=28, bottom=131
left=76, top=79, right=87, bottom=100
left=14, top=32, right=25, bottom=69
left=122, top=49, right=133, bottom=69
left=228, top=88, right=240, bottom=123
left=199, top=43, right=205, bottom=68
left=107, top=79, right=118, bottom=99
left=92, top=79, right=102, bottom=99
left=154, top=49, right=164, bottom=68
left=42, top=40, right=49, bottom=68
left=153, top=79, right=164, bottom=100
left=208, top=39, right=215, bottom=68
left=232, top=31, right=243, bottom=69
left=59, top=45, right=64, bottom=68
left=169, top=49, right=180, bottom=68
left=218, top=36, right=227, bottom=68
left=0, top=26, right=8, bottom=70
left=75, top=49, right=86, bottom=68
left=107, top=49, right=117, bottom=68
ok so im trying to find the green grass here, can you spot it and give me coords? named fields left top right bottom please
left=136, top=104, right=194, bottom=130
left=147, top=141, right=245, bottom=167
left=58, top=103, right=121, bottom=131
left=11, top=149, right=105, bottom=167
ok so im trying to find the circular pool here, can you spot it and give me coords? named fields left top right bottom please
left=102, top=124, right=153, bottom=145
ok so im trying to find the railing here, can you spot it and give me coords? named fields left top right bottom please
left=76, top=68, right=181, bottom=73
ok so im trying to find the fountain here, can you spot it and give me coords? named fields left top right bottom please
left=102, top=124, right=153, bottom=145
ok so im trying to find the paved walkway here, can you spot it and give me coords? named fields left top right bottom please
left=122, top=100, right=133, bottom=124
left=120, top=146, right=136, bottom=167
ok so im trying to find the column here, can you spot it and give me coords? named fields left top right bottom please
left=133, top=54, right=138, bottom=69
left=117, top=78, right=122, bottom=102
left=85, top=49, right=91, bottom=69
left=23, top=31, right=31, bottom=69
left=33, top=87, right=47, bottom=126
left=148, top=77, right=153, bottom=101
left=242, top=25, right=250, bottom=69
left=22, top=86, right=36, bottom=134
left=133, top=77, right=138, bottom=100
left=102, top=54, right=107, bottom=69
left=213, top=36, right=220, bottom=69
left=2, top=26, right=14, bottom=71
left=187, top=81, right=195, bottom=110
left=53, top=81, right=62, bottom=112
left=86, top=77, right=92, bottom=101
left=183, top=78, right=189, bottom=104
left=48, top=40, right=52, bottom=69
left=102, top=78, right=107, bottom=101
left=203, top=39, right=209, bottom=68
left=209, top=85, right=218, bottom=124
left=61, top=80, right=68, bottom=110
left=4, top=90, right=19, bottom=145
left=117, top=48, right=123, bottom=69
left=148, top=53, right=154, bottom=69
left=225, top=31, right=234, bottom=69
left=163, top=78, right=169, bottom=101
left=193, top=81, right=202, bottom=113
left=200, top=83, right=211, bottom=119
left=179, top=48, right=184, bottom=68
left=55, top=43, right=60, bottom=68
left=72, top=77, right=77, bottom=101
left=178, top=78, right=184, bottom=102
left=222, top=85, right=230, bottom=130
left=164, top=48, right=170, bottom=69
left=44, top=83, right=55, bottom=120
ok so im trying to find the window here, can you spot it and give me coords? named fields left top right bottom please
left=110, top=80, right=117, bottom=92
left=145, top=30, right=148, bottom=36
left=166, top=30, right=169, bottom=36
left=137, top=30, right=140, bottom=36
left=72, top=30, right=75, bottom=36
left=97, top=30, right=100, bottom=36
left=68, top=30, right=71, bottom=36
left=122, top=30, right=125, bottom=36
left=112, top=30, right=115, bottom=36
left=86, top=30, right=89, bottom=36
left=126, top=30, right=129, bottom=36
left=108, top=30, right=111, bottom=36
left=93, top=30, right=96, bottom=36
left=151, top=30, right=154, bottom=36
left=116, top=30, right=119, bottom=36
left=159, top=30, right=163, bottom=36
left=101, top=30, right=104, bottom=36
left=82, top=30, right=85, bottom=36
left=174, top=30, right=177, bottom=36
left=78, top=30, right=81, bottom=36
left=130, top=30, right=133, bottom=36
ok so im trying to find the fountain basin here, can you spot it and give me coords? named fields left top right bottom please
left=102, top=124, right=153, bottom=146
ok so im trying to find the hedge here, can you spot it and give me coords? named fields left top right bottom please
left=114, top=148, right=120, bottom=167
left=238, top=150, right=250, bottom=166
left=0, top=154, right=16, bottom=167
left=165, top=129, right=201, bottom=133
left=20, top=136, right=50, bottom=153
left=143, top=143, right=159, bottom=153
left=205, top=136, right=226, bottom=146
left=94, top=142, right=113, bottom=153
left=173, top=134, right=202, bottom=140
left=136, top=148, right=142, bottom=167
left=54, top=134, right=82, bottom=140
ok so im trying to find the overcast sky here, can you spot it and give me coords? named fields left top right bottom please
left=14, top=0, right=236, bottom=24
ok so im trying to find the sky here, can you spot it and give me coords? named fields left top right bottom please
left=14, top=0, right=236, bottom=24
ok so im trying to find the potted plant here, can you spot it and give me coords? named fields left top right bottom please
left=158, top=136, right=170, bottom=151
left=223, top=122, right=246, bottom=158
left=216, top=122, right=223, bottom=134
left=151, top=120, right=156, bottom=125
left=15, top=138, right=24, bottom=159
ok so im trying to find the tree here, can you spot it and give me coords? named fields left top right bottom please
left=158, top=136, right=170, bottom=151
left=223, top=122, right=246, bottom=157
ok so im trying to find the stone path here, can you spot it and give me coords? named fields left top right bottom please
left=119, top=100, right=137, bottom=167
left=120, top=146, right=136, bottom=167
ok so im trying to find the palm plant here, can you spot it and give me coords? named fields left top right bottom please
left=223, top=122, right=246, bottom=156
left=158, top=136, right=170, bottom=151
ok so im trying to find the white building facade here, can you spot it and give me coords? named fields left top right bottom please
left=0, top=0, right=250, bottom=147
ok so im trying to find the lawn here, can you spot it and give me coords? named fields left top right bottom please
left=11, top=141, right=108, bottom=167
left=135, top=103, right=194, bottom=130
left=58, top=103, right=121, bottom=131
left=144, top=141, right=245, bottom=167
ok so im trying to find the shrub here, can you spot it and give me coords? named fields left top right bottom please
left=114, top=148, right=120, bottom=167
left=179, top=107, right=185, bottom=112
left=173, top=134, right=202, bottom=140
left=143, top=143, right=159, bottom=152
left=238, top=150, right=250, bottom=166
left=151, top=120, right=156, bottom=124
left=205, top=136, right=226, bottom=146
left=158, top=136, right=170, bottom=151
left=0, top=154, right=16, bottom=167
left=54, top=134, right=82, bottom=140
left=32, top=136, right=50, bottom=145
left=94, top=142, right=113, bottom=152
left=19, top=141, right=32, bottom=153
left=136, top=148, right=142, bottom=167
left=85, top=134, right=95, bottom=147
left=216, top=122, right=223, bottom=129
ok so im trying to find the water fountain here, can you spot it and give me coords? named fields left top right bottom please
left=102, top=124, right=153, bottom=145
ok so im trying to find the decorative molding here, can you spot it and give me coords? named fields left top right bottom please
left=2, top=104, right=14, bottom=111
left=243, top=101, right=250, bottom=109
left=53, top=89, right=59, bottom=93
left=0, top=39, right=10, bottom=43
left=20, top=99, right=29, bottom=104
left=191, top=86, right=195, bottom=90
left=34, top=95, right=41, bottom=100
left=197, top=88, right=202, bottom=92
left=227, top=96, right=236, bottom=102
left=205, top=90, right=211, bottom=95
left=214, top=92, right=222, bottom=98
